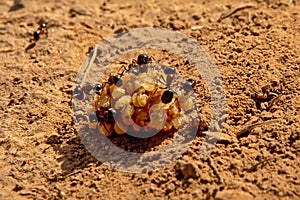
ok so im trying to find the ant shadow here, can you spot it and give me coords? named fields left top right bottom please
left=46, top=125, right=100, bottom=176
left=46, top=116, right=198, bottom=175
left=9, top=0, right=25, bottom=12
left=25, top=43, right=36, bottom=51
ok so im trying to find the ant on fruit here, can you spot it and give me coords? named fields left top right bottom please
left=30, top=23, right=48, bottom=42
left=163, top=66, right=176, bottom=87
left=120, top=54, right=155, bottom=75
left=89, top=107, right=118, bottom=135
left=182, top=78, right=196, bottom=94
left=94, top=74, right=122, bottom=96
left=149, top=85, right=178, bottom=105
left=161, top=89, right=174, bottom=104
left=136, top=54, right=152, bottom=65
left=73, top=84, right=93, bottom=100
left=107, top=75, right=122, bottom=87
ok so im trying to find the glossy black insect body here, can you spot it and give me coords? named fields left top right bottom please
left=74, top=85, right=84, bottom=100
left=92, top=107, right=118, bottom=134
left=163, top=66, right=176, bottom=87
left=107, top=75, right=122, bottom=87
left=107, top=108, right=118, bottom=123
left=161, top=90, right=174, bottom=104
left=183, top=78, right=196, bottom=93
left=40, top=23, right=46, bottom=29
left=31, top=23, right=48, bottom=42
left=164, top=66, right=176, bottom=75
left=89, top=112, right=98, bottom=123
left=94, top=84, right=102, bottom=95
left=137, top=54, right=149, bottom=65
left=33, top=30, right=40, bottom=40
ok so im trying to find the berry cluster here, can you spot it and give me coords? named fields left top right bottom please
left=89, top=54, right=195, bottom=137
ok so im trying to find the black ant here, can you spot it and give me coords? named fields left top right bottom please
left=148, top=85, right=177, bottom=105
left=94, top=74, right=122, bottom=96
left=163, top=66, right=176, bottom=87
left=183, top=78, right=196, bottom=94
left=95, top=107, right=117, bottom=124
left=94, top=83, right=102, bottom=95
left=118, top=54, right=154, bottom=76
left=107, top=75, right=122, bottom=87
left=89, top=107, right=118, bottom=135
left=30, top=23, right=48, bottom=42
left=161, top=89, right=174, bottom=104
left=130, top=54, right=155, bottom=73
left=73, top=84, right=93, bottom=100
left=137, top=54, right=151, bottom=65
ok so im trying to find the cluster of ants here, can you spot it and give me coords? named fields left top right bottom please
left=74, top=54, right=196, bottom=136
left=92, top=54, right=168, bottom=132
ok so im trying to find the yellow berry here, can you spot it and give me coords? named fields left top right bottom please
left=114, top=95, right=131, bottom=110
left=181, top=97, right=194, bottom=111
left=141, top=83, right=156, bottom=91
left=137, top=94, right=148, bottom=107
left=112, top=87, right=125, bottom=99
left=172, top=116, right=181, bottom=129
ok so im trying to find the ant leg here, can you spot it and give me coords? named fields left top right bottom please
left=132, top=59, right=137, bottom=64
left=44, top=29, right=48, bottom=38
left=149, top=56, right=156, bottom=62
left=99, top=121, right=113, bottom=136
left=117, top=65, right=127, bottom=76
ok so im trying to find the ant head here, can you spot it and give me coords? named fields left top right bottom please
left=137, top=54, right=149, bottom=65
left=113, top=75, right=122, bottom=86
left=40, top=23, right=46, bottom=29
left=164, top=66, right=176, bottom=75
left=94, top=84, right=102, bottom=94
left=108, top=107, right=118, bottom=122
left=33, top=31, right=40, bottom=40
left=161, top=90, right=174, bottom=104
left=183, top=79, right=196, bottom=92
left=89, top=112, right=98, bottom=123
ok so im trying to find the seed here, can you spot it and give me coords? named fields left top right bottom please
left=172, top=117, right=181, bottom=129
left=131, top=92, right=139, bottom=107
left=181, top=97, right=194, bottom=111
left=114, top=95, right=131, bottom=110
left=141, top=83, right=156, bottom=91
left=137, top=94, right=148, bottom=107
left=112, top=87, right=125, bottom=99
left=121, top=105, right=134, bottom=116
left=135, top=109, right=148, bottom=123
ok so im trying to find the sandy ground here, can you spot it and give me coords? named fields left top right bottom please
left=1, top=0, right=300, bottom=199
